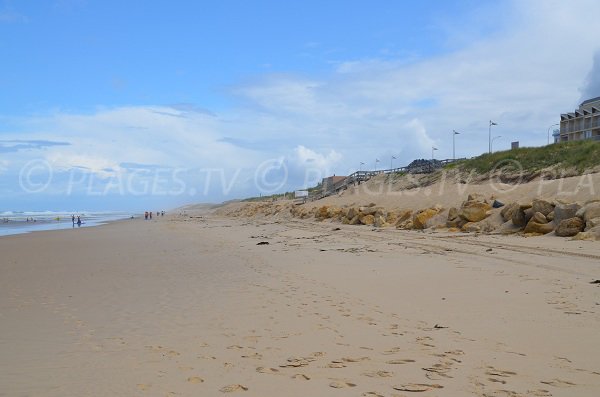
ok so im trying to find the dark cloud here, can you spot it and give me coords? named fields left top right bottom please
left=0, top=139, right=70, bottom=153
left=581, top=50, right=600, bottom=101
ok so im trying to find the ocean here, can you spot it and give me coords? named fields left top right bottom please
left=0, top=211, right=136, bottom=237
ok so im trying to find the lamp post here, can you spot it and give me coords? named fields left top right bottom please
left=489, top=120, right=498, bottom=153
left=453, top=130, right=460, bottom=160
left=547, top=123, right=559, bottom=145
left=491, top=135, right=502, bottom=152
left=391, top=155, right=396, bottom=170
left=375, top=158, right=380, bottom=171
left=432, top=146, right=438, bottom=160
left=359, top=162, right=364, bottom=172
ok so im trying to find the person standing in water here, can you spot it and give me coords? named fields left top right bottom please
left=77, top=216, right=82, bottom=227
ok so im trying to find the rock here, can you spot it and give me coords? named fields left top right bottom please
left=397, top=220, right=413, bottom=230
left=346, top=207, right=358, bottom=219
left=316, top=206, right=329, bottom=219
left=553, top=203, right=581, bottom=225
left=359, top=206, right=377, bottom=216
left=585, top=217, right=600, bottom=230
left=467, top=193, right=486, bottom=202
left=531, top=199, right=554, bottom=216
left=462, top=222, right=481, bottom=233
left=523, top=219, right=555, bottom=235
left=341, top=217, right=350, bottom=225
left=327, top=207, right=343, bottom=219
left=394, top=210, right=413, bottom=226
left=368, top=202, right=377, bottom=207
left=555, top=217, right=584, bottom=237
left=492, top=200, right=505, bottom=208
left=447, top=207, right=459, bottom=221
left=348, top=215, right=361, bottom=225
left=447, top=227, right=461, bottom=233
left=412, top=208, right=440, bottom=229
left=497, top=220, right=522, bottom=235
left=446, top=218, right=466, bottom=228
left=546, top=211, right=555, bottom=221
left=459, top=201, right=491, bottom=222
left=360, top=214, right=375, bottom=226
left=385, top=211, right=398, bottom=225
left=512, top=207, right=527, bottom=227
left=573, top=226, right=600, bottom=241
left=523, top=208, right=535, bottom=223
left=374, top=215, right=387, bottom=227
left=532, top=212, right=548, bottom=224
left=581, top=202, right=600, bottom=222
left=501, top=202, right=520, bottom=222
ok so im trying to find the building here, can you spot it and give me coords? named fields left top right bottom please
left=321, top=175, right=346, bottom=195
left=559, top=97, right=600, bottom=142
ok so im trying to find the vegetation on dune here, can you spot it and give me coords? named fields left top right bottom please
left=450, top=140, right=600, bottom=174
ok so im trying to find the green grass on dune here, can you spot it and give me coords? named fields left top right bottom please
left=450, top=140, right=600, bottom=174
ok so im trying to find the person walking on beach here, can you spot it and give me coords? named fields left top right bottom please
left=144, top=211, right=148, bottom=220
left=149, top=211, right=152, bottom=220
left=77, top=216, right=81, bottom=227
left=72, top=215, right=75, bottom=225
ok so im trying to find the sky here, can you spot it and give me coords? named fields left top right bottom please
left=1, top=0, right=599, bottom=211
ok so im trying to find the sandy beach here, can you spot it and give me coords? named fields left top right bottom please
left=1, top=212, right=600, bottom=396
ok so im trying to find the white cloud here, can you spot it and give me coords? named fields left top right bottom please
left=3, top=0, right=600, bottom=203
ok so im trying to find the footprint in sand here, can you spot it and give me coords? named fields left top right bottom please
left=540, top=378, right=575, bottom=388
left=329, top=380, right=357, bottom=388
left=393, top=383, right=443, bottom=392
left=528, top=390, right=552, bottom=396
left=136, top=384, right=151, bottom=391
left=328, top=362, right=347, bottom=368
left=387, top=359, right=416, bottom=364
left=220, top=384, right=248, bottom=392
left=485, top=367, right=517, bottom=378
left=291, top=373, right=311, bottom=380
left=256, top=367, right=279, bottom=374
left=362, top=392, right=385, bottom=397
left=187, top=376, right=204, bottom=384
left=362, top=370, right=394, bottom=378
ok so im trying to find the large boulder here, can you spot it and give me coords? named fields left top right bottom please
left=581, top=202, right=600, bottom=222
left=586, top=217, right=600, bottom=230
left=346, top=207, right=358, bottom=219
left=459, top=201, right=491, bottom=222
left=413, top=208, right=440, bottom=229
left=531, top=212, right=548, bottom=224
left=360, top=214, right=375, bottom=226
left=500, top=202, right=520, bottom=222
left=348, top=215, right=361, bottom=225
left=555, top=217, right=584, bottom=237
left=511, top=206, right=528, bottom=227
left=374, top=215, right=388, bottom=227
left=462, top=222, right=481, bottom=233
left=467, top=193, right=486, bottom=202
left=553, top=203, right=581, bottom=225
left=524, top=219, right=555, bottom=235
left=532, top=199, right=554, bottom=216
left=394, top=210, right=413, bottom=227
left=573, top=225, right=600, bottom=241
left=316, top=206, right=330, bottom=219
left=359, top=206, right=377, bottom=216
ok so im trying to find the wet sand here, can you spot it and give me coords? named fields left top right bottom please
left=1, top=214, right=599, bottom=396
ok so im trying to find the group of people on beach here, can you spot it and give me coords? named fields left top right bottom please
left=71, top=215, right=82, bottom=227
left=144, top=211, right=165, bottom=220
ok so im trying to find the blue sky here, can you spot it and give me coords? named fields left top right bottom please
left=1, top=0, right=599, bottom=211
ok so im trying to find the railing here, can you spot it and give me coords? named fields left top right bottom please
left=311, top=158, right=465, bottom=200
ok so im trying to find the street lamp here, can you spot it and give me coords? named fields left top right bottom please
left=432, top=146, right=438, bottom=160
left=452, top=130, right=460, bottom=160
left=489, top=120, right=498, bottom=153
left=375, top=158, right=380, bottom=171
left=391, top=155, right=397, bottom=170
left=491, top=135, right=502, bottom=152
left=359, top=161, right=365, bottom=172
left=547, top=123, right=559, bottom=145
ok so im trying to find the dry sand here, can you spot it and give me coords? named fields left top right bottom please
left=1, top=211, right=600, bottom=396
